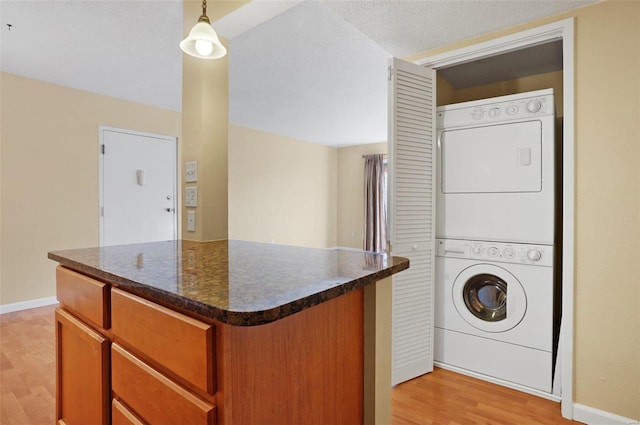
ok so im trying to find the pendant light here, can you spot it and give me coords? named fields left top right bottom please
left=180, top=0, right=227, bottom=60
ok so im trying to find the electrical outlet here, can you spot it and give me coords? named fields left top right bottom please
left=186, top=186, right=197, bottom=207
left=187, top=211, right=196, bottom=232
left=185, top=161, right=198, bottom=183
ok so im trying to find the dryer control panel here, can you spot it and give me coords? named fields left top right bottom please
left=436, top=238, right=553, bottom=267
left=436, top=88, right=555, bottom=129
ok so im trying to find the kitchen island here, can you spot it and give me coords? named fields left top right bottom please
left=49, top=239, right=409, bottom=425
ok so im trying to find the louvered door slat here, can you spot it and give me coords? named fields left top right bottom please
left=388, top=58, right=435, bottom=386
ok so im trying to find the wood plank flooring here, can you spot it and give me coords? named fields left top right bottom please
left=0, top=305, right=56, bottom=425
left=392, top=367, right=582, bottom=425
left=1, top=305, right=582, bottom=425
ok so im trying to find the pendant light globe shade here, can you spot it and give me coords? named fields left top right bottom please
left=180, top=21, right=227, bottom=60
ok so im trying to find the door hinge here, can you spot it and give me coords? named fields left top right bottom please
left=100, top=144, right=105, bottom=154
left=388, top=65, right=393, bottom=81
left=100, top=206, right=104, bottom=217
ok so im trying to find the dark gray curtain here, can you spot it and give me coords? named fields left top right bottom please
left=364, top=154, right=387, bottom=253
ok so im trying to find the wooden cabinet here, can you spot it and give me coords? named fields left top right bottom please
left=111, top=400, right=145, bottom=425
left=111, top=344, right=215, bottom=425
left=218, top=288, right=364, bottom=425
left=56, top=266, right=109, bottom=329
left=111, top=289, right=215, bottom=395
left=55, top=308, right=109, bottom=425
left=55, top=265, right=368, bottom=425
left=56, top=266, right=111, bottom=425
left=110, top=289, right=216, bottom=425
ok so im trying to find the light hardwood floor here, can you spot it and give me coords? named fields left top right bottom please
left=392, top=368, right=582, bottom=425
left=1, top=305, right=56, bottom=425
left=0, top=305, right=581, bottom=425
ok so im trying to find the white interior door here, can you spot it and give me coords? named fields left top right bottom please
left=100, top=127, right=177, bottom=246
left=388, top=58, right=436, bottom=385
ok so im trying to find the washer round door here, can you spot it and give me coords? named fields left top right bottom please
left=452, top=264, right=527, bottom=333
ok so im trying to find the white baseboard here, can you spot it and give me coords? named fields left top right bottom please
left=329, top=246, right=364, bottom=252
left=573, top=403, right=639, bottom=425
left=0, top=296, right=58, bottom=315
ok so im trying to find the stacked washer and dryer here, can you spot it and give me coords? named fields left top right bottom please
left=434, top=89, right=559, bottom=397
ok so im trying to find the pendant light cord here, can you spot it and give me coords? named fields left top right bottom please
left=198, top=0, right=210, bottom=23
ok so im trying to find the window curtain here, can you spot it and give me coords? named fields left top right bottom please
left=364, top=154, right=387, bottom=253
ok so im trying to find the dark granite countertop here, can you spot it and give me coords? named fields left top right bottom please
left=48, top=240, right=409, bottom=326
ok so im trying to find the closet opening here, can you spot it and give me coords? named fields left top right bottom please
left=414, top=18, right=575, bottom=418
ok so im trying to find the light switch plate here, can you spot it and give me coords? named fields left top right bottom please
left=187, top=211, right=196, bottom=232
left=185, top=161, right=198, bottom=183
left=186, top=186, right=197, bottom=207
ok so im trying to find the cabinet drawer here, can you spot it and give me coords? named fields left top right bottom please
left=112, top=399, right=145, bottom=425
left=112, top=344, right=216, bottom=425
left=111, top=289, right=215, bottom=394
left=56, top=266, right=109, bottom=329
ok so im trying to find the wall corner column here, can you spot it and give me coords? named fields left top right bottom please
left=364, top=276, right=393, bottom=424
left=181, top=0, right=237, bottom=241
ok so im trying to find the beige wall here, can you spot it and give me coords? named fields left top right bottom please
left=228, top=125, right=338, bottom=248
left=337, top=143, right=387, bottom=249
left=572, top=1, right=639, bottom=418
left=227, top=128, right=387, bottom=251
left=0, top=72, right=181, bottom=306
left=413, top=0, right=640, bottom=419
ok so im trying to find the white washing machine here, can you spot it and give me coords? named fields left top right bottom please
left=436, top=89, right=555, bottom=245
left=434, top=238, right=554, bottom=393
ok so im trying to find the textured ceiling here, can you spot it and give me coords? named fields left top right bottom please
left=322, top=0, right=589, bottom=58
left=1, top=0, right=596, bottom=146
left=217, top=0, right=594, bottom=146
left=227, top=0, right=391, bottom=146
left=0, top=0, right=183, bottom=112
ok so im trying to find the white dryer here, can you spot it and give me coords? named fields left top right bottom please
left=436, top=89, right=556, bottom=244
left=434, top=238, right=554, bottom=393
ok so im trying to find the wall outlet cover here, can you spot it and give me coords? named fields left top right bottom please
left=185, top=186, right=198, bottom=207
left=187, top=211, right=196, bottom=232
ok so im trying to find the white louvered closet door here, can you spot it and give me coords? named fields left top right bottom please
left=387, top=58, right=436, bottom=386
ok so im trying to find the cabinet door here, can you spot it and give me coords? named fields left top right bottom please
left=56, top=308, right=109, bottom=425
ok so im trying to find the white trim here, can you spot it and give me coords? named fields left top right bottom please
left=98, top=125, right=179, bottom=247
left=414, top=18, right=575, bottom=419
left=0, top=297, right=58, bottom=314
left=573, top=404, right=640, bottom=425
left=559, top=18, right=576, bottom=420
left=415, top=19, right=567, bottom=69
left=329, top=246, right=364, bottom=252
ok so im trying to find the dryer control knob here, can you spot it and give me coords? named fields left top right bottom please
left=488, top=247, right=499, bottom=257
left=526, top=100, right=542, bottom=113
left=503, top=248, right=515, bottom=259
left=472, top=246, right=483, bottom=255
left=527, top=249, right=542, bottom=261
